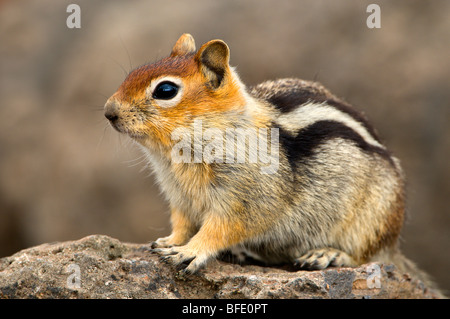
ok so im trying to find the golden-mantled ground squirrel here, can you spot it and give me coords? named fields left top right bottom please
left=104, top=34, right=436, bottom=288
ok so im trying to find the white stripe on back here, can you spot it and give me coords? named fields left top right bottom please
left=276, top=102, right=384, bottom=149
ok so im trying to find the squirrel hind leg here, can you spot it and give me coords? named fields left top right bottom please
left=294, top=248, right=358, bottom=270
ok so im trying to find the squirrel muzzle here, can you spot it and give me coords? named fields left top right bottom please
left=104, top=99, right=120, bottom=124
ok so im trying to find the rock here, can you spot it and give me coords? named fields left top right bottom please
left=0, top=235, right=443, bottom=299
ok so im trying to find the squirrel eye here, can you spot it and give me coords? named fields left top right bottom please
left=152, top=81, right=179, bottom=100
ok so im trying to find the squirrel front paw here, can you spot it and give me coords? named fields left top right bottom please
left=150, top=236, right=176, bottom=249
left=152, top=245, right=210, bottom=274
left=150, top=233, right=189, bottom=249
left=151, top=216, right=245, bottom=274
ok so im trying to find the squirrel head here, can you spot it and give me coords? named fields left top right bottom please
left=104, top=34, right=246, bottom=151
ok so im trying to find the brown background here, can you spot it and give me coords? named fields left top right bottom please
left=0, top=0, right=449, bottom=292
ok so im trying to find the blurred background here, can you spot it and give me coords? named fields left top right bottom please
left=0, top=0, right=449, bottom=292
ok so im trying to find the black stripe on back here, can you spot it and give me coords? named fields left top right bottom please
left=278, top=120, right=393, bottom=169
left=266, top=88, right=325, bottom=113
left=326, top=99, right=381, bottom=143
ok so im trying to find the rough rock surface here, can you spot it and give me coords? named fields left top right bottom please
left=0, top=235, right=442, bottom=299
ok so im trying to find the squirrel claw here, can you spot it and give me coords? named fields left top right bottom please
left=294, top=248, right=357, bottom=270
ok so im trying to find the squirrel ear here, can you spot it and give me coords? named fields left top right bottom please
left=196, top=40, right=230, bottom=89
left=171, top=33, right=196, bottom=56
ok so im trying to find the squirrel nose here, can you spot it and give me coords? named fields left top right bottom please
left=104, top=100, right=119, bottom=122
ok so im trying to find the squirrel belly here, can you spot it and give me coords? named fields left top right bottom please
left=105, top=34, right=413, bottom=279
